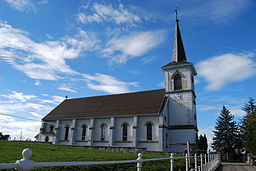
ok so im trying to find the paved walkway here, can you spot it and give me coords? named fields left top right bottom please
left=217, top=162, right=256, bottom=171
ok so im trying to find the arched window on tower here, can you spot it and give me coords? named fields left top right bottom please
left=122, top=123, right=128, bottom=141
left=146, top=122, right=153, bottom=141
left=81, top=125, right=87, bottom=140
left=174, top=74, right=182, bottom=90
left=101, top=124, right=107, bottom=141
left=64, top=125, right=69, bottom=140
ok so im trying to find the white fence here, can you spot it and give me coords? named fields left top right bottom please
left=0, top=148, right=220, bottom=171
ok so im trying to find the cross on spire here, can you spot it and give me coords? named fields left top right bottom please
left=172, top=8, right=187, bottom=62
left=175, top=8, right=179, bottom=21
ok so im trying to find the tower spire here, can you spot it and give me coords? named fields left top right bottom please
left=172, top=9, right=187, bottom=62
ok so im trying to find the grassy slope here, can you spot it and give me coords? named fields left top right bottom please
left=0, top=141, right=185, bottom=170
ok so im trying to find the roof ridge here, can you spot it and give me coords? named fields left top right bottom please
left=66, top=88, right=165, bottom=100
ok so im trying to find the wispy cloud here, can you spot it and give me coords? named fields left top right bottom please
left=3, top=0, right=47, bottom=11
left=0, top=90, right=66, bottom=140
left=198, top=52, right=256, bottom=90
left=0, top=118, right=41, bottom=140
left=182, top=0, right=253, bottom=24
left=197, top=105, right=220, bottom=112
left=78, top=3, right=144, bottom=26
left=83, top=73, right=139, bottom=94
left=1, top=91, right=36, bottom=102
left=58, top=86, right=77, bottom=93
left=3, top=0, right=34, bottom=11
left=0, top=21, right=97, bottom=81
left=102, top=31, right=165, bottom=64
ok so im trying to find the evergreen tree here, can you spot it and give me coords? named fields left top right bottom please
left=212, top=106, right=241, bottom=155
left=196, top=134, right=208, bottom=153
left=244, top=112, right=256, bottom=155
left=242, top=97, right=256, bottom=116
left=241, top=97, right=256, bottom=146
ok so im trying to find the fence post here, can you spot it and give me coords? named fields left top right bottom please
left=15, top=148, right=34, bottom=171
left=195, top=153, right=197, bottom=171
left=137, top=153, right=143, bottom=171
left=170, top=153, right=173, bottom=171
left=185, top=154, right=189, bottom=171
left=200, top=154, right=203, bottom=171
left=204, top=154, right=207, bottom=171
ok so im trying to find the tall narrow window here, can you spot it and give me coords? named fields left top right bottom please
left=101, top=124, right=106, bottom=141
left=45, top=136, right=49, bottom=142
left=64, top=126, right=69, bottom=140
left=146, top=122, right=153, bottom=141
left=50, top=125, right=54, bottom=132
left=122, top=123, right=128, bottom=141
left=81, top=125, right=86, bottom=140
left=174, top=74, right=182, bottom=90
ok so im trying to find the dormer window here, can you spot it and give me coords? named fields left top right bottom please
left=174, top=74, right=182, bottom=90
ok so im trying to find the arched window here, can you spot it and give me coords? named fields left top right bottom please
left=122, top=123, right=128, bottom=141
left=174, top=74, right=182, bottom=90
left=64, top=125, right=69, bottom=140
left=146, top=122, right=153, bottom=141
left=50, top=125, right=54, bottom=132
left=101, top=124, right=107, bottom=141
left=81, top=125, right=87, bottom=140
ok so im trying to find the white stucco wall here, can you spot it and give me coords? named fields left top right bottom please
left=114, top=117, right=133, bottom=147
left=136, top=115, right=161, bottom=151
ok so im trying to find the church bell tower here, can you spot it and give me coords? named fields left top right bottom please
left=161, top=16, right=198, bottom=152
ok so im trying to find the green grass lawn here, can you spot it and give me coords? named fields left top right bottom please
left=0, top=140, right=186, bottom=170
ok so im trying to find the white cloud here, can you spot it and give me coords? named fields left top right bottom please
left=102, top=31, right=165, bottom=64
left=197, top=105, right=220, bottom=111
left=83, top=73, right=138, bottom=94
left=229, top=107, right=246, bottom=116
left=199, top=126, right=215, bottom=151
left=182, top=0, right=253, bottom=23
left=198, top=53, right=256, bottom=90
left=0, top=21, right=97, bottom=80
left=78, top=3, right=142, bottom=25
left=30, top=112, right=43, bottom=118
left=51, top=96, right=65, bottom=103
left=0, top=92, right=65, bottom=140
left=1, top=91, right=36, bottom=102
left=58, top=86, right=77, bottom=93
left=3, top=0, right=34, bottom=11
left=35, top=80, right=41, bottom=86
left=0, top=120, right=41, bottom=140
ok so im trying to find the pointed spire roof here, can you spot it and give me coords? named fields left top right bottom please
left=172, top=18, right=187, bottom=62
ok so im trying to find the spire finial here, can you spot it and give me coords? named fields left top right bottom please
left=175, top=7, right=179, bottom=22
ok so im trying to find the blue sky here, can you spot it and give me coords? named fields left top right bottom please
left=0, top=0, right=255, bottom=145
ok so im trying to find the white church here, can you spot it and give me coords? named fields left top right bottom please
left=36, top=18, right=198, bottom=152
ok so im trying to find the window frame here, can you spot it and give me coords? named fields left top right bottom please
left=145, top=122, right=153, bottom=141
left=81, top=125, right=87, bottom=140
left=174, top=73, right=182, bottom=90
left=100, top=124, right=107, bottom=141
left=64, top=125, right=69, bottom=140
left=122, top=123, right=128, bottom=141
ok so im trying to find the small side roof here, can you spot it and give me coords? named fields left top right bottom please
left=43, top=89, right=166, bottom=121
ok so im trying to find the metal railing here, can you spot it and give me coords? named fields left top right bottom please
left=0, top=148, right=221, bottom=171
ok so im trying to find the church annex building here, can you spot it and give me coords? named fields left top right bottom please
left=36, top=19, right=198, bottom=152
